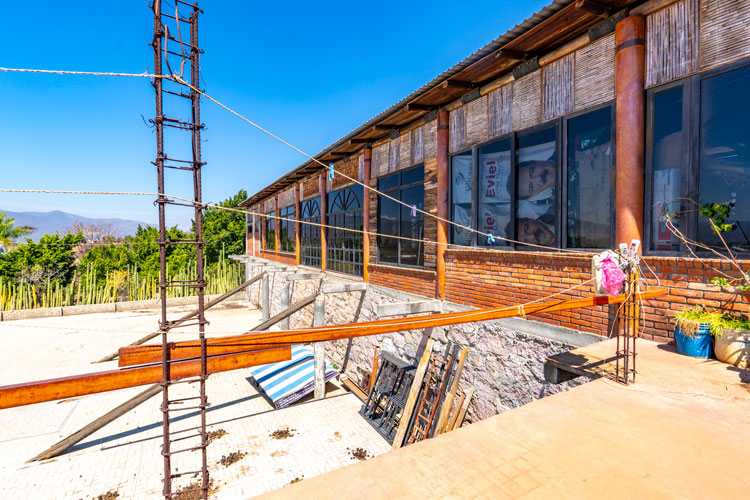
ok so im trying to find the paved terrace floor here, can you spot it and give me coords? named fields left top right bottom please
left=262, top=338, right=750, bottom=500
left=0, top=303, right=390, bottom=499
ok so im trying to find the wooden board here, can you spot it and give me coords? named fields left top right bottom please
left=435, top=347, right=469, bottom=436
left=0, top=347, right=290, bottom=410
left=392, top=338, right=434, bottom=450
left=451, top=387, right=475, bottom=431
left=118, top=290, right=666, bottom=368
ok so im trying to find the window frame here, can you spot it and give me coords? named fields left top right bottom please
left=326, top=184, right=364, bottom=276
left=376, top=164, right=425, bottom=268
left=278, top=205, right=295, bottom=254
left=644, top=58, right=750, bottom=258
left=300, top=196, right=321, bottom=268
left=264, top=210, right=276, bottom=251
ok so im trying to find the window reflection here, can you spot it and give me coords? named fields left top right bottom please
left=378, top=166, right=424, bottom=266
left=264, top=211, right=275, bottom=251
left=451, top=151, right=473, bottom=245
left=516, top=128, right=557, bottom=246
left=698, top=66, right=750, bottom=252
left=651, top=87, right=683, bottom=251
left=567, top=107, right=612, bottom=248
left=478, top=140, right=511, bottom=246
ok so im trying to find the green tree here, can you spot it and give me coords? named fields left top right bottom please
left=0, top=212, right=33, bottom=248
left=0, top=233, right=85, bottom=285
left=199, top=189, right=247, bottom=263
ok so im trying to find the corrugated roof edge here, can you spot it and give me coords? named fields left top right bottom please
left=241, top=0, right=574, bottom=207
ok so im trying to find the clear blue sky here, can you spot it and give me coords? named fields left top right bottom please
left=0, top=1, right=548, bottom=229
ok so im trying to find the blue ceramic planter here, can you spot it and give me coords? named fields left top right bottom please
left=674, top=324, right=713, bottom=358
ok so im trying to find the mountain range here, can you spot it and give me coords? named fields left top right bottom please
left=1, top=210, right=150, bottom=242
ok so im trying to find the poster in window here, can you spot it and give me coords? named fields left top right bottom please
left=451, top=155, right=472, bottom=204
left=453, top=204, right=473, bottom=246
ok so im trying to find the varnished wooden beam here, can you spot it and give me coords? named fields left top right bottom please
left=0, top=347, right=290, bottom=410
left=405, top=103, right=433, bottom=112
left=441, top=80, right=472, bottom=89
left=347, top=138, right=370, bottom=145
left=575, top=0, right=610, bottom=17
left=495, top=49, right=529, bottom=60
left=372, top=124, right=397, bottom=131
left=118, top=290, right=666, bottom=368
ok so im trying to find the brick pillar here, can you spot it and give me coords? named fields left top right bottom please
left=274, top=194, right=280, bottom=261
left=436, top=110, right=450, bottom=300
left=295, top=183, right=301, bottom=266
left=362, top=148, right=372, bottom=282
left=319, top=171, right=327, bottom=271
left=615, top=15, right=645, bottom=250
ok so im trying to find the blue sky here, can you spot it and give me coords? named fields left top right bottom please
left=0, top=1, right=548, bottom=229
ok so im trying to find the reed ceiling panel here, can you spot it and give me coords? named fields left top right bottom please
left=574, top=34, right=615, bottom=110
left=512, top=70, right=542, bottom=130
left=700, top=0, right=750, bottom=69
left=646, top=0, right=699, bottom=87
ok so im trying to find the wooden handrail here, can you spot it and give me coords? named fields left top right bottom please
left=118, top=289, right=666, bottom=368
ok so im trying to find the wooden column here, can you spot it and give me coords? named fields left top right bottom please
left=362, top=148, right=372, bottom=282
left=319, top=171, right=327, bottom=271
left=615, top=15, right=646, bottom=249
left=436, top=110, right=450, bottom=300
left=295, top=183, right=301, bottom=266
left=274, top=194, right=280, bottom=261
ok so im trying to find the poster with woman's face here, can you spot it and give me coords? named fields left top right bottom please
left=516, top=139, right=556, bottom=245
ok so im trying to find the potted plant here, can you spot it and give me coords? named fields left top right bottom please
left=673, top=306, right=750, bottom=367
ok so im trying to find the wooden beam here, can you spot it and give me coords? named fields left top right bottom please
left=440, top=80, right=472, bottom=89
left=0, top=347, right=290, bottom=410
left=372, top=124, right=397, bottom=131
left=118, top=290, right=666, bottom=367
left=435, top=347, right=468, bottom=436
left=28, top=384, right=162, bottom=462
left=347, top=138, right=371, bottom=145
left=95, top=272, right=266, bottom=363
left=445, top=392, right=465, bottom=432
left=575, top=0, right=610, bottom=17
left=495, top=49, right=529, bottom=60
left=451, top=386, right=474, bottom=431
left=405, top=103, right=433, bottom=112
left=393, top=338, right=434, bottom=450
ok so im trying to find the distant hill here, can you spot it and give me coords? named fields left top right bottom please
left=1, top=210, right=151, bottom=242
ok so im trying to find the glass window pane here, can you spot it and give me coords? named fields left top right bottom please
left=451, top=151, right=473, bottom=245
left=400, top=166, right=424, bottom=186
left=698, top=66, right=750, bottom=252
left=401, top=185, right=425, bottom=266
left=378, top=196, right=399, bottom=264
left=650, top=87, right=683, bottom=251
left=516, top=128, right=557, bottom=247
left=478, top=140, right=511, bottom=247
left=378, top=173, right=399, bottom=192
left=265, top=211, right=275, bottom=250
left=567, top=107, right=612, bottom=248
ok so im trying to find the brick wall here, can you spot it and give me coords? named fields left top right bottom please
left=369, top=263, right=436, bottom=298
left=259, top=250, right=297, bottom=266
left=445, top=248, right=750, bottom=343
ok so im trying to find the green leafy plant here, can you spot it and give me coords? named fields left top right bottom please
left=673, top=306, right=750, bottom=338
left=699, top=201, right=737, bottom=234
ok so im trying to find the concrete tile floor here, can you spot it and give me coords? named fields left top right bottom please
left=0, top=304, right=390, bottom=499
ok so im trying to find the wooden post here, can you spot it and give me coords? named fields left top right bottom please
left=261, top=272, right=270, bottom=321
left=435, top=346, right=468, bottom=435
left=362, top=148, right=372, bottom=282
left=393, top=337, right=434, bottom=450
left=313, top=294, right=326, bottom=399
left=369, top=346, right=379, bottom=393
left=436, top=110, right=450, bottom=300
left=451, top=386, right=474, bottom=431
left=319, top=171, right=327, bottom=271
left=615, top=15, right=646, bottom=248
left=280, top=283, right=290, bottom=330
left=295, top=183, right=301, bottom=266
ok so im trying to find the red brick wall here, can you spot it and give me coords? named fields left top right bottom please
left=369, top=264, right=436, bottom=299
left=444, top=248, right=750, bottom=343
left=259, top=250, right=297, bottom=266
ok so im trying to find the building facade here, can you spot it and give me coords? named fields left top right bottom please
left=242, top=0, right=750, bottom=343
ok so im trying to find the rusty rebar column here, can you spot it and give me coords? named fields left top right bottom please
left=615, top=15, right=645, bottom=248
left=362, top=147, right=372, bottom=282
left=436, top=110, right=450, bottom=300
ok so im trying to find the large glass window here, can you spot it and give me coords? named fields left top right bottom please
left=567, top=107, right=612, bottom=248
left=478, top=139, right=512, bottom=247
left=279, top=205, right=295, bottom=253
left=327, top=185, right=364, bottom=276
left=698, top=66, right=750, bottom=252
left=451, top=151, right=473, bottom=245
left=516, top=128, right=557, bottom=247
left=378, top=165, right=424, bottom=266
left=300, top=197, right=321, bottom=267
left=650, top=86, right=684, bottom=251
left=264, top=210, right=275, bottom=251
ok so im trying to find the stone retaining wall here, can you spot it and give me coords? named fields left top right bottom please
left=243, top=259, right=598, bottom=424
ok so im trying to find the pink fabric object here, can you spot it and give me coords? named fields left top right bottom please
left=600, top=256, right=626, bottom=297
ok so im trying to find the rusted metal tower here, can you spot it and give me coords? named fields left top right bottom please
left=151, top=0, right=209, bottom=498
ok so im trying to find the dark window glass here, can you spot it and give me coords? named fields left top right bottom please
left=451, top=151, right=473, bottom=245
left=327, top=185, right=364, bottom=276
left=516, top=128, right=557, bottom=247
left=300, top=197, right=321, bottom=267
left=478, top=140, right=511, bottom=247
left=567, top=107, right=612, bottom=248
left=650, top=86, right=684, bottom=251
left=265, top=210, right=275, bottom=251
left=279, top=206, right=295, bottom=253
left=698, top=66, right=750, bottom=252
left=377, top=165, right=424, bottom=266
